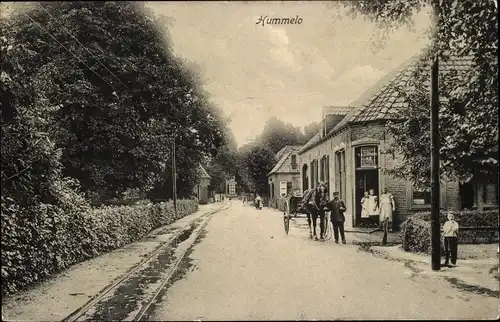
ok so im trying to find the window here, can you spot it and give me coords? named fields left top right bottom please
left=335, top=150, right=346, bottom=201
left=291, top=154, right=297, bottom=170
left=320, top=157, right=325, bottom=182
left=412, top=187, right=431, bottom=205
left=286, top=181, right=293, bottom=194
left=229, top=184, right=236, bottom=195
left=280, top=181, right=287, bottom=196
left=355, top=146, right=378, bottom=169
left=310, top=160, right=318, bottom=187
left=325, top=155, right=330, bottom=191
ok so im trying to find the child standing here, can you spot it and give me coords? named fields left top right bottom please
left=442, top=212, right=459, bottom=266
left=360, top=191, right=370, bottom=219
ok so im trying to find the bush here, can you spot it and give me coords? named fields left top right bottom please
left=1, top=197, right=198, bottom=296
left=401, top=209, right=499, bottom=254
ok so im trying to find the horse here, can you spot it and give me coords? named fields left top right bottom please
left=299, top=188, right=327, bottom=241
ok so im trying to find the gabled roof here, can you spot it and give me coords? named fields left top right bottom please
left=298, top=132, right=322, bottom=154
left=299, top=50, right=475, bottom=154
left=276, top=145, right=302, bottom=160
left=198, top=164, right=211, bottom=179
left=330, top=52, right=475, bottom=132
left=268, top=147, right=301, bottom=175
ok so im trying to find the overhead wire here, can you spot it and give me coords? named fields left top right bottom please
left=20, top=10, right=120, bottom=95
left=36, top=2, right=130, bottom=90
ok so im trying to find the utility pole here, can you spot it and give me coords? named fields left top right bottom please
left=430, top=53, right=441, bottom=271
left=172, top=131, right=177, bottom=214
left=430, top=0, right=441, bottom=271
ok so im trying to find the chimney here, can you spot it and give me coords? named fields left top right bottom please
left=322, top=106, right=350, bottom=136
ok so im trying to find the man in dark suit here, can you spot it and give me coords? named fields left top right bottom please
left=328, top=191, right=347, bottom=244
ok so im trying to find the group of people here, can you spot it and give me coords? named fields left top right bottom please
left=360, top=188, right=396, bottom=231
left=301, top=181, right=347, bottom=244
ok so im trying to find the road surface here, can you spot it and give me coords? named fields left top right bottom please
left=143, top=202, right=498, bottom=320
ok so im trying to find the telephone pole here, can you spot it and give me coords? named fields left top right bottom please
left=430, top=53, right=441, bottom=271
left=430, top=0, right=441, bottom=271
left=172, top=131, right=177, bottom=214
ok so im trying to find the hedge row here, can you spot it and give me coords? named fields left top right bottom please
left=1, top=195, right=198, bottom=296
left=400, top=210, right=499, bottom=254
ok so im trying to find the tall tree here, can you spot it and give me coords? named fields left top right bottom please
left=2, top=1, right=227, bottom=201
left=240, top=145, right=276, bottom=196
left=343, top=0, right=498, bottom=186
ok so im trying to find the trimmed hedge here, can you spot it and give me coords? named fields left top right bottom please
left=1, top=197, right=198, bottom=296
left=400, top=209, right=499, bottom=254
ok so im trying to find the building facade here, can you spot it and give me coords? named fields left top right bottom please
left=197, top=165, right=212, bottom=204
left=268, top=145, right=302, bottom=208
left=298, top=53, right=498, bottom=228
left=226, top=177, right=237, bottom=197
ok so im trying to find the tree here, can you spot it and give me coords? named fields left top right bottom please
left=2, top=1, right=227, bottom=201
left=240, top=145, right=276, bottom=196
left=256, top=116, right=305, bottom=153
left=343, top=0, right=498, bottom=186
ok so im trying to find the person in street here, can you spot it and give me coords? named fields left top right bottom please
left=328, top=191, right=347, bottom=244
left=379, top=188, right=396, bottom=232
left=442, top=212, right=459, bottom=267
left=255, top=194, right=262, bottom=209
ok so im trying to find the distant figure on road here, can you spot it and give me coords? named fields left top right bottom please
left=255, top=195, right=262, bottom=209
left=442, top=212, right=459, bottom=267
left=328, top=191, right=347, bottom=244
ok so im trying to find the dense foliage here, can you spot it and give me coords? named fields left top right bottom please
left=2, top=2, right=227, bottom=202
left=2, top=198, right=197, bottom=296
left=344, top=0, right=499, bottom=187
left=1, top=1, right=227, bottom=295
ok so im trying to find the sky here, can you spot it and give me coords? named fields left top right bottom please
left=2, top=1, right=433, bottom=148
left=147, top=1, right=433, bottom=147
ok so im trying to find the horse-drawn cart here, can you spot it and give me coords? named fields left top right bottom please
left=283, top=190, right=332, bottom=240
left=283, top=191, right=308, bottom=235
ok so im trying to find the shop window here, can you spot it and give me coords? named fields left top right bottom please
left=355, top=146, right=378, bottom=169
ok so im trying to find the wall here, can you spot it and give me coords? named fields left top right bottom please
left=299, top=122, right=469, bottom=228
left=269, top=173, right=300, bottom=208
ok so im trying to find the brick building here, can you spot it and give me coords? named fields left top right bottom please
left=267, top=145, right=302, bottom=208
left=298, top=53, right=498, bottom=229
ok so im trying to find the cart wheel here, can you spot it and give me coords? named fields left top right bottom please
left=283, top=204, right=290, bottom=235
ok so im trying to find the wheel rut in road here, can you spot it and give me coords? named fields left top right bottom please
left=62, top=203, right=231, bottom=322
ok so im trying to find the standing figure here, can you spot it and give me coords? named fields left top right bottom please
left=255, top=195, right=262, bottom=209
left=360, top=191, right=370, bottom=219
left=328, top=191, right=347, bottom=244
left=368, top=189, right=379, bottom=220
left=442, top=212, right=459, bottom=267
left=379, top=188, right=396, bottom=231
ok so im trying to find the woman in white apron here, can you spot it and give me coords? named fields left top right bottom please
left=379, top=188, right=396, bottom=231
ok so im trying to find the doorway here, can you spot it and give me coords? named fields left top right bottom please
left=355, top=169, right=379, bottom=226
left=459, top=182, right=475, bottom=210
